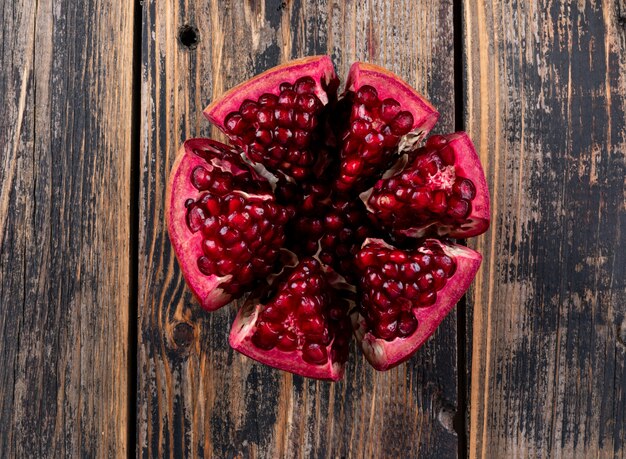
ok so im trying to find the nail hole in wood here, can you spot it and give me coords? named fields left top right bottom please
left=178, top=24, right=200, bottom=50
left=172, top=322, right=194, bottom=348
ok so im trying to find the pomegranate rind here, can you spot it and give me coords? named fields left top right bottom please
left=229, top=301, right=345, bottom=381
left=166, top=138, right=273, bottom=311
left=203, top=55, right=337, bottom=129
left=352, top=238, right=482, bottom=371
left=345, top=62, right=439, bottom=139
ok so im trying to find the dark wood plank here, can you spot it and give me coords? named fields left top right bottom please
left=137, top=0, right=459, bottom=457
left=0, top=0, right=135, bottom=457
left=463, top=0, right=626, bottom=457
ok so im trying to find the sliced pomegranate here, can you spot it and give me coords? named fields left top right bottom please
left=333, top=62, right=439, bottom=194
left=166, top=138, right=292, bottom=311
left=352, top=238, right=482, bottom=371
left=363, top=132, right=490, bottom=238
left=229, top=258, right=352, bottom=381
left=204, top=56, right=339, bottom=180
left=167, top=57, right=491, bottom=380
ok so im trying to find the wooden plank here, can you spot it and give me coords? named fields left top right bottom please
left=0, top=0, right=135, bottom=457
left=463, top=0, right=626, bottom=457
left=137, top=0, right=460, bottom=457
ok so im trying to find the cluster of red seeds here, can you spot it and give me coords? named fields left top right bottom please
left=185, top=192, right=291, bottom=296
left=336, top=85, right=414, bottom=192
left=275, top=181, right=373, bottom=282
left=355, top=241, right=456, bottom=341
left=367, top=135, right=477, bottom=234
left=223, top=77, right=327, bottom=180
left=251, top=258, right=351, bottom=365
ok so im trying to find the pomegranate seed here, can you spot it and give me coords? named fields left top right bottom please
left=294, top=111, right=312, bottom=129
left=294, top=76, right=316, bottom=94
left=302, top=343, right=328, bottom=365
left=380, top=98, right=401, bottom=121
left=351, top=119, right=371, bottom=137
left=417, top=291, right=437, bottom=306
left=447, top=197, right=470, bottom=219
left=186, top=205, right=206, bottom=232
left=252, top=321, right=280, bottom=350
left=296, top=93, right=320, bottom=112
left=397, top=313, right=418, bottom=336
left=453, top=178, right=476, bottom=200
left=191, top=166, right=211, bottom=190
left=239, top=100, right=259, bottom=121
left=202, top=239, right=222, bottom=257
left=256, top=107, right=275, bottom=128
left=256, top=129, right=273, bottom=146
left=355, top=85, right=379, bottom=108
left=439, top=145, right=456, bottom=165
left=258, top=93, right=278, bottom=107
left=277, top=332, right=298, bottom=351
left=275, top=107, right=294, bottom=126
left=390, top=111, right=414, bottom=135
left=278, top=89, right=298, bottom=107
left=224, top=112, right=246, bottom=134
left=197, top=256, right=214, bottom=275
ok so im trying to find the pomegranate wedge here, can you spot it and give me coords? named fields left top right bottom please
left=352, top=238, right=482, bottom=370
left=204, top=55, right=339, bottom=180
left=333, top=62, right=439, bottom=193
left=229, top=259, right=352, bottom=381
left=166, top=138, right=291, bottom=311
left=363, top=132, right=490, bottom=238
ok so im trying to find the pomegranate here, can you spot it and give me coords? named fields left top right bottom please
left=362, top=132, right=490, bottom=238
left=166, top=56, right=490, bottom=380
left=352, top=238, right=481, bottom=370
left=229, top=258, right=353, bottom=381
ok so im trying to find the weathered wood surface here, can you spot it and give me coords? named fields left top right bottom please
left=0, top=0, right=134, bottom=457
left=463, top=0, right=626, bottom=457
left=136, top=0, right=460, bottom=457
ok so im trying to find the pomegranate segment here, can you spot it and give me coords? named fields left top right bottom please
left=363, top=132, right=490, bottom=238
left=333, top=62, right=439, bottom=194
left=352, top=238, right=481, bottom=371
left=204, top=56, right=339, bottom=180
left=229, top=258, right=352, bottom=381
left=167, top=138, right=291, bottom=311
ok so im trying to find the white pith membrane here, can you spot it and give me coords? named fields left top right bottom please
left=166, top=57, right=490, bottom=380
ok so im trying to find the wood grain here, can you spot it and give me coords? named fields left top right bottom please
left=463, top=0, right=626, bottom=457
left=0, top=0, right=134, bottom=457
left=136, top=0, right=459, bottom=457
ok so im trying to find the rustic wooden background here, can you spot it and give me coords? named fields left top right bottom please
left=1, top=0, right=624, bottom=458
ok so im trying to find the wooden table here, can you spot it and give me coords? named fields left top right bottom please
left=1, top=0, right=624, bottom=457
